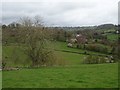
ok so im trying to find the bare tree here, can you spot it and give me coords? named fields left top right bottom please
left=19, top=16, right=57, bottom=67
left=19, top=16, right=33, bottom=27
left=34, top=15, right=43, bottom=27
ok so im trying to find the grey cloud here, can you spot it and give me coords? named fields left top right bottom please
left=2, top=0, right=119, bottom=26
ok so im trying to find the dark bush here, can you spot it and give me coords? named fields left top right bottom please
left=99, top=39, right=110, bottom=45
left=111, top=45, right=120, bottom=61
left=85, top=44, right=108, bottom=54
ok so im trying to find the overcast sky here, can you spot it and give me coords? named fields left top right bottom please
left=1, top=0, right=119, bottom=26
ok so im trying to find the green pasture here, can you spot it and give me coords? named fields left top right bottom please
left=3, top=63, right=118, bottom=88
left=2, top=41, right=118, bottom=88
left=107, top=33, right=118, bottom=41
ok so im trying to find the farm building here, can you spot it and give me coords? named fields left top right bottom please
left=67, top=33, right=88, bottom=48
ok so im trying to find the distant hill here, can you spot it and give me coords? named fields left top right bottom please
left=48, top=24, right=116, bottom=31
left=97, top=24, right=116, bottom=30
left=3, top=23, right=117, bottom=31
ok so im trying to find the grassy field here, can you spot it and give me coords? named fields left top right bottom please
left=3, top=63, right=118, bottom=88
left=106, top=33, right=118, bottom=41
left=2, top=45, right=85, bottom=67
left=2, top=41, right=118, bottom=88
left=54, top=41, right=108, bottom=55
left=59, top=51, right=85, bottom=65
left=3, top=45, right=30, bottom=67
left=3, top=41, right=108, bottom=67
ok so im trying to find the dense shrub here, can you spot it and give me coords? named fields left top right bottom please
left=99, top=39, right=110, bottom=45
left=111, top=45, right=120, bottom=61
left=85, top=44, right=108, bottom=54
left=83, top=55, right=107, bottom=64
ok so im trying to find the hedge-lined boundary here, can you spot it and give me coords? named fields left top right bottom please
left=54, top=49, right=109, bottom=57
